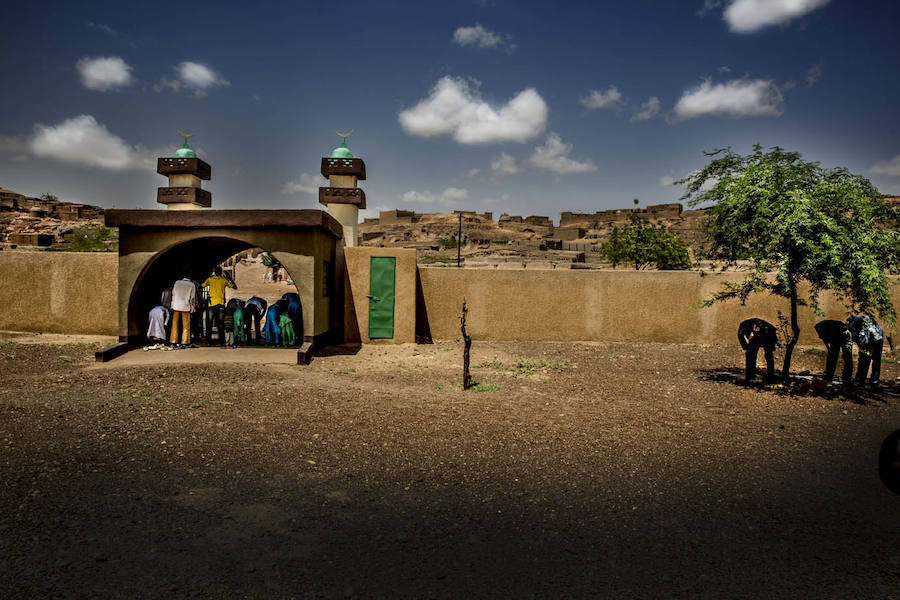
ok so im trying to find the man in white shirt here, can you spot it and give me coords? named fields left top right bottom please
left=169, top=276, right=196, bottom=346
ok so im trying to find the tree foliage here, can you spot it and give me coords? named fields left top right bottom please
left=260, top=252, right=283, bottom=271
left=54, top=225, right=118, bottom=252
left=677, top=144, right=899, bottom=379
left=601, top=211, right=692, bottom=270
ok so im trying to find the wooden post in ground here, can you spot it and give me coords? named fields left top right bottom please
left=460, top=298, right=472, bottom=390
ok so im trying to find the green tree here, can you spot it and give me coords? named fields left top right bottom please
left=260, top=252, right=283, bottom=272
left=40, top=192, right=59, bottom=203
left=54, top=225, right=118, bottom=252
left=601, top=211, right=692, bottom=270
left=678, top=145, right=899, bottom=380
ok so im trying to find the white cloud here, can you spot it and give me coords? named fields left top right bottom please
left=398, top=76, right=547, bottom=144
left=87, top=22, right=121, bottom=37
left=580, top=86, right=624, bottom=110
left=157, top=61, right=229, bottom=95
left=490, top=152, right=520, bottom=178
left=724, top=0, right=830, bottom=33
left=76, top=56, right=134, bottom=91
left=805, top=63, right=822, bottom=87
left=631, top=97, right=661, bottom=121
left=870, top=154, right=900, bottom=177
left=282, top=173, right=324, bottom=195
left=28, top=115, right=155, bottom=170
left=452, top=24, right=514, bottom=51
left=698, top=0, right=723, bottom=16
left=672, top=78, right=784, bottom=121
left=465, top=168, right=482, bottom=178
left=528, top=133, right=597, bottom=175
left=401, top=187, right=469, bottom=207
left=660, top=174, right=676, bottom=187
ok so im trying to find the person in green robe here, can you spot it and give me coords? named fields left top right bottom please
left=233, top=306, right=247, bottom=345
left=278, top=311, right=296, bottom=346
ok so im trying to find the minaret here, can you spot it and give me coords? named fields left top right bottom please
left=156, top=133, right=212, bottom=210
left=319, top=132, right=366, bottom=246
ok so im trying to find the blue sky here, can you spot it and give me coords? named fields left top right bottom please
left=1, top=0, right=898, bottom=219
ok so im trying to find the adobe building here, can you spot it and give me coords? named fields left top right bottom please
left=101, top=134, right=415, bottom=364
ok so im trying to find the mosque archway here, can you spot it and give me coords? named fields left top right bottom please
left=106, top=209, right=343, bottom=359
left=128, top=236, right=308, bottom=347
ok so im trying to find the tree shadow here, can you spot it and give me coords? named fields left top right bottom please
left=696, top=367, right=898, bottom=405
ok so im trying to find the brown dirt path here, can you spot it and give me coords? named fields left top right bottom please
left=0, top=339, right=898, bottom=598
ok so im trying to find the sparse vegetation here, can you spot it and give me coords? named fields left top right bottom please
left=467, top=381, right=501, bottom=392
left=475, top=357, right=504, bottom=369
left=55, top=225, right=118, bottom=252
left=437, top=236, right=458, bottom=250
left=512, top=357, right=568, bottom=375
left=418, top=252, right=454, bottom=264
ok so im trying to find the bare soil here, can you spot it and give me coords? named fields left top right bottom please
left=1, top=338, right=899, bottom=598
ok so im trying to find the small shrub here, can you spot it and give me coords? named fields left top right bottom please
left=468, top=381, right=501, bottom=392
left=512, top=357, right=568, bottom=375
left=418, top=252, right=454, bottom=265
left=475, top=357, right=504, bottom=369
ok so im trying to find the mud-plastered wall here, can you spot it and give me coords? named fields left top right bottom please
left=0, top=252, right=118, bottom=335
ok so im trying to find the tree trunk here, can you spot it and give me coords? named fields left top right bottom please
left=781, top=279, right=800, bottom=382
left=460, top=299, right=472, bottom=390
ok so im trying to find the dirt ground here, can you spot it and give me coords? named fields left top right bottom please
left=1, top=338, right=899, bottom=598
left=224, top=258, right=298, bottom=312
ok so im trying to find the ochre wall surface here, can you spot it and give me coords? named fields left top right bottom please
left=1, top=252, right=896, bottom=347
left=0, top=252, right=118, bottom=335
left=344, top=247, right=417, bottom=343
left=417, top=268, right=900, bottom=345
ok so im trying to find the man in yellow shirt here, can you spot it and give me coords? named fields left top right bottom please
left=202, top=266, right=237, bottom=347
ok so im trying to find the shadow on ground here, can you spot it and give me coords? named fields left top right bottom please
left=697, top=367, right=898, bottom=405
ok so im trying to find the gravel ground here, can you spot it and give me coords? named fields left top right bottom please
left=0, top=338, right=899, bottom=599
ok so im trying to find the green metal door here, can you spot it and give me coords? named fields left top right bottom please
left=368, top=257, right=396, bottom=339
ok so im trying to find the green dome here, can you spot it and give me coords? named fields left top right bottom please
left=174, top=141, right=196, bottom=158
left=331, top=139, right=353, bottom=159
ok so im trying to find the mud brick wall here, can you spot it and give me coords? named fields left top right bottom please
left=0, top=252, right=118, bottom=335
left=417, top=268, right=899, bottom=346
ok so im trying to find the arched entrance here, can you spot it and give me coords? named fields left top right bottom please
left=106, top=209, right=344, bottom=362
left=129, top=236, right=305, bottom=346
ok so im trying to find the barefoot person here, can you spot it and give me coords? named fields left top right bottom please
left=169, top=274, right=196, bottom=348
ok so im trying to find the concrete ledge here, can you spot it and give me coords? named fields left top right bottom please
left=297, top=342, right=314, bottom=365
left=95, top=342, right=129, bottom=362
left=105, top=209, right=343, bottom=238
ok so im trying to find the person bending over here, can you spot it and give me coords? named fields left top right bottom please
left=279, top=311, right=296, bottom=346
left=147, top=305, right=170, bottom=344
left=245, top=296, right=267, bottom=345
left=846, top=315, right=886, bottom=385
left=814, top=319, right=853, bottom=385
left=738, top=318, right=777, bottom=383
left=264, top=301, right=285, bottom=346
left=233, top=305, right=247, bottom=346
